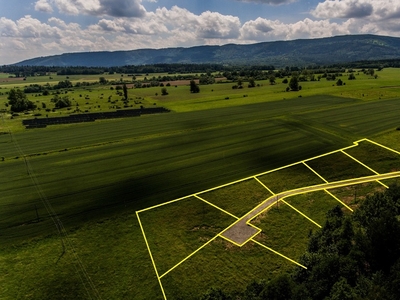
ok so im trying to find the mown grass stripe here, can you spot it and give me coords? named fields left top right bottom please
left=281, top=199, right=322, bottom=228
left=324, top=189, right=353, bottom=212
left=136, top=212, right=167, bottom=300
left=254, top=176, right=275, bottom=195
left=194, top=195, right=239, bottom=219
left=302, top=161, right=329, bottom=183
left=251, top=239, right=307, bottom=269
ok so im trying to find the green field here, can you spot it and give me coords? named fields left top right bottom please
left=282, top=191, right=347, bottom=225
left=328, top=181, right=387, bottom=210
left=138, top=196, right=235, bottom=276
left=2, top=68, right=400, bottom=133
left=1, top=68, right=400, bottom=299
left=257, top=163, right=325, bottom=193
left=305, top=151, right=374, bottom=182
left=252, top=204, right=317, bottom=261
left=199, top=178, right=272, bottom=217
left=161, top=237, right=294, bottom=299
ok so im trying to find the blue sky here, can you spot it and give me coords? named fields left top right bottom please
left=1, top=0, right=399, bottom=64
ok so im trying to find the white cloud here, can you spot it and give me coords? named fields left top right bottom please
left=0, top=17, right=19, bottom=37
left=3, top=3, right=400, bottom=65
left=235, top=0, right=297, bottom=5
left=0, top=16, right=60, bottom=39
left=311, top=0, right=400, bottom=38
left=153, top=6, right=241, bottom=40
left=312, top=0, right=373, bottom=19
left=312, top=0, right=400, bottom=21
left=196, top=11, right=241, bottom=39
left=35, top=0, right=54, bottom=13
left=373, top=0, right=400, bottom=20
left=240, top=17, right=351, bottom=41
left=50, top=0, right=146, bottom=18
left=97, top=0, right=146, bottom=17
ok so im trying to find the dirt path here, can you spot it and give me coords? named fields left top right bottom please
left=221, top=172, right=400, bottom=245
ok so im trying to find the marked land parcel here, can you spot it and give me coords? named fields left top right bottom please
left=138, top=139, right=400, bottom=299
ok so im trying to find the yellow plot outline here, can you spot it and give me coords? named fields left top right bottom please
left=136, top=138, right=400, bottom=300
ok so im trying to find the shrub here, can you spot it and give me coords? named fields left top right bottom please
left=161, top=88, right=168, bottom=96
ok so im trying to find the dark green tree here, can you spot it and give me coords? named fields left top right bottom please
left=190, top=80, right=200, bottom=93
left=99, top=77, right=107, bottom=84
left=289, top=76, right=299, bottom=91
left=329, top=277, right=356, bottom=300
left=7, top=88, right=36, bottom=112
left=367, top=68, right=375, bottom=77
left=55, top=96, right=72, bottom=108
left=248, top=77, right=256, bottom=88
left=123, top=83, right=128, bottom=100
left=261, top=274, right=293, bottom=300
left=200, top=288, right=231, bottom=300
left=269, top=75, right=276, bottom=85
left=55, top=80, right=72, bottom=89
left=161, top=87, right=168, bottom=96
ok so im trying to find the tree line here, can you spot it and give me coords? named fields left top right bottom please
left=200, top=185, right=400, bottom=300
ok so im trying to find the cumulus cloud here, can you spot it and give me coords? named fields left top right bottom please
left=0, top=16, right=60, bottom=39
left=240, top=17, right=351, bottom=41
left=46, top=0, right=146, bottom=17
left=97, top=0, right=146, bottom=17
left=3, top=2, right=400, bottom=65
left=373, top=0, right=400, bottom=20
left=312, top=0, right=373, bottom=19
left=196, top=11, right=241, bottom=39
left=0, top=17, right=19, bottom=37
left=35, top=0, right=54, bottom=13
left=235, top=0, right=296, bottom=5
left=90, top=17, right=167, bottom=35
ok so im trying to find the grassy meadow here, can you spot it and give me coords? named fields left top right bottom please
left=1, top=68, right=400, bottom=299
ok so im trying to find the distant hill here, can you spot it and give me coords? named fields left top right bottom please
left=14, top=34, right=400, bottom=67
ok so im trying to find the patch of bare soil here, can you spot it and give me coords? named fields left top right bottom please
left=1, top=77, right=24, bottom=83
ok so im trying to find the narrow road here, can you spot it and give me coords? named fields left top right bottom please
left=221, top=172, right=400, bottom=245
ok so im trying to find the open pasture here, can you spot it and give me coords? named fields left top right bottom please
left=1, top=90, right=400, bottom=299
left=2, top=68, right=400, bottom=131
left=137, top=137, right=400, bottom=299
left=1, top=100, right=351, bottom=246
left=328, top=181, right=386, bottom=210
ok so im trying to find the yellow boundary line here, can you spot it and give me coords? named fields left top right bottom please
left=219, top=225, right=262, bottom=247
left=136, top=212, right=167, bottom=300
left=217, top=201, right=277, bottom=247
left=341, top=150, right=380, bottom=175
left=138, top=138, right=400, bottom=214
left=137, top=195, right=194, bottom=213
left=143, top=171, right=400, bottom=292
left=302, top=161, right=329, bottom=183
left=341, top=150, right=389, bottom=189
left=251, top=239, right=307, bottom=269
left=366, top=138, right=400, bottom=155
left=254, top=176, right=276, bottom=195
left=194, top=195, right=239, bottom=219
left=377, top=180, right=390, bottom=189
left=159, top=231, right=220, bottom=279
left=137, top=138, right=400, bottom=298
left=302, top=141, right=359, bottom=163
left=280, top=199, right=322, bottom=228
left=324, top=189, right=354, bottom=212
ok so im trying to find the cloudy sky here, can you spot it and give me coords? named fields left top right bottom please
left=1, top=0, right=399, bottom=65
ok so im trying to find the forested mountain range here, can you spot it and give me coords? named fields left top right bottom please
left=13, top=34, right=400, bottom=68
